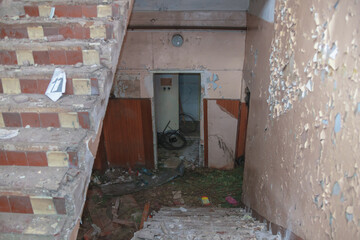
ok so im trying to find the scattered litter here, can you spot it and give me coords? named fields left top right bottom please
left=0, top=129, right=19, bottom=139
left=19, top=176, right=25, bottom=179
left=334, top=113, right=341, bottom=133
left=225, top=196, right=238, bottom=206
left=99, top=162, right=185, bottom=196
left=45, top=68, right=66, bottom=102
left=179, top=207, right=187, bottom=212
left=172, top=191, right=185, bottom=205
left=242, top=214, right=253, bottom=221
left=201, top=196, right=210, bottom=206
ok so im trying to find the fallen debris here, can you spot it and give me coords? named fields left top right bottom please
left=132, top=207, right=281, bottom=240
left=98, top=162, right=185, bottom=196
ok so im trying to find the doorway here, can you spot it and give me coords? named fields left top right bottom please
left=153, top=73, right=201, bottom=168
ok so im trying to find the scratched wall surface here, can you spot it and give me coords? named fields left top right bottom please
left=242, top=0, right=360, bottom=239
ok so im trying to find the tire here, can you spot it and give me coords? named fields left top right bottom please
left=179, top=113, right=197, bottom=133
left=164, top=130, right=187, bottom=150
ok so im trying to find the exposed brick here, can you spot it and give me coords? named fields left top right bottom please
left=37, top=79, right=50, bottom=94
left=49, top=50, right=67, bottom=65
left=0, top=51, right=17, bottom=65
left=2, top=27, right=28, bottom=39
left=24, top=6, right=39, bottom=17
left=47, top=151, right=69, bottom=167
left=66, top=50, right=83, bottom=65
left=59, top=26, right=74, bottom=39
left=68, top=152, right=78, bottom=167
left=73, top=26, right=89, bottom=39
left=40, top=113, right=60, bottom=127
left=26, top=152, right=48, bottom=166
left=53, top=197, right=66, bottom=214
left=2, top=112, right=22, bottom=127
left=33, top=51, right=50, bottom=65
left=43, top=27, right=59, bottom=37
left=0, top=196, right=11, bottom=213
left=97, top=5, right=112, bottom=18
left=82, top=5, right=97, bottom=18
left=20, top=79, right=38, bottom=93
left=65, top=78, right=74, bottom=95
left=0, top=151, right=7, bottom=165
left=9, top=196, right=33, bottom=214
left=78, top=112, right=90, bottom=129
left=54, top=5, right=67, bottom=17
left=21, top=112, right=40, bottom=127
left=6, top=151, right=27, bottom=166
left=66, top=5, right=82, bottom=18
left=0, top=28, right=6, bottom=38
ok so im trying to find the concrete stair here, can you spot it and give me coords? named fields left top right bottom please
left=133, top=207, right=281, bottom=240
left=0, top=0, right=133, bottom=239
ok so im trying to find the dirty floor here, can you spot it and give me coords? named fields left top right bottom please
left=78, top=165, right=244, bottom=240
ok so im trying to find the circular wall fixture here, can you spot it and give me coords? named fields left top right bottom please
left=171, top=34, right=183, bottom=47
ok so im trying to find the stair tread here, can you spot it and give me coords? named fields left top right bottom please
left=0, top=65, right=107, bottom=78
left=0, top=166, right=68, bottom=192
left=0, top=94, right=98, bottom=112
left=0, top=127, right=88, bottom=151
left=0, top=38, right=116, bottom=49
left=0, top=16, right=112, bottom=25
left=0, top=212, right=67, bottom=236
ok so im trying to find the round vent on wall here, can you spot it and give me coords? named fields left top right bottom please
left=171, top=34, right=183, bottom=47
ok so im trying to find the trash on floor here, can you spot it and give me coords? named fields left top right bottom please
left=45, top=68, right=66, bottom=102
left=201, top=196, right=210, bottom=206
left=172, top=190, right=185, bottom=205
left=98, top=162, right=185, bottom=196
left=225, top=196, right=239, bottom=206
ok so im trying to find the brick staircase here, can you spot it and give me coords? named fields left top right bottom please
left=0, top=0, right=133, bottom=239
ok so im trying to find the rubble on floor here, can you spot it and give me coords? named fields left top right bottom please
left=132, top=207, right=280, bottom=240
left=158, top=138, right=201, bottom=169
left=92, top=162, right=185, bottom=196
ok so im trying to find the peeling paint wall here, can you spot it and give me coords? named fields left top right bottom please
left=242, top=0, right=360, bottom=239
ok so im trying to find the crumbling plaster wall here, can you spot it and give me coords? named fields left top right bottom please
left=242, top=0, right=360, bottom=239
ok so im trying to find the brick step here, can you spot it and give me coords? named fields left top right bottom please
left=0, top=18, right=116, bottom=41
left=0, top=127, right=88, bottom=167
left=0, top=65, right=110, bottom=96
left=0, top=165, right=91, bottom=221
left=0, top=213, right=67, bottom=239
left=0, top=94, right=102, bottom=130
left=0, top=39, right=117, bottom=68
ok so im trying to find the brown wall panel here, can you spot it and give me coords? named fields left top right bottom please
left=203, top=99, right=208, bottom=167
left=216, top=99, right=240, bottom=119
left=103, top=98, right=154, bottom=168
left=236, top=103, right=248, bottom=159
